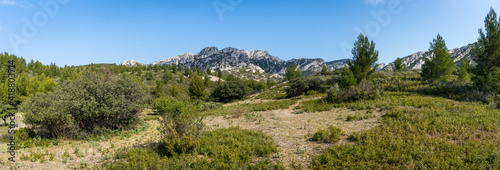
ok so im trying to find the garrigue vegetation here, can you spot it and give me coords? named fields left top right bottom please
left=1, top=8, right=500, bottom=170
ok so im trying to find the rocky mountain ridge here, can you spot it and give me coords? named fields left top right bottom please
left=122, top=47, right=351, bottom=75
left=121, top=44, right=475, bottom=75
left=383, top=43, right=475, bottom=71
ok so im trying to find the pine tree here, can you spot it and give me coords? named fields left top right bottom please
left=285, top=64, right=302, bottom=81
left=394, top=58, right=403, bottom=72
left=206, top=67, right=212, bottom=75
left=421, top=34, right=454, bottom=81
left=321, top=64, right=328, bottom=75
left=188, top=75, right=206, bottom=100
left=472, top=8, right=500, bottom=92
left=172, top=64, right=177, bottom=74
left=348, top=34, right=379, bottom=82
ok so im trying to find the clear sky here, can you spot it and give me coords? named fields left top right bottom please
left=0, top=0, right=499, bottom=66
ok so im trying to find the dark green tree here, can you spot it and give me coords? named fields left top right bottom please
left=206, top=67, right=212, bottom=75
left=204, top=73, right=210, bottom=86
left=421, top=34, right=454, bottom=81
left=172, top=64, right=177, bottom=74
left=209, top=81, right=251, bottom=103
left=471, top=8, right=500, bottom=91
left=184, top=67, right=192, bottom=77
left=394, top=57, right=403, bottom=72
left=285, top=64, right=302, bottom=81
left=188, top=75, right=206, bottom=100
left=321, top=64, right=328, bottom=75
left=348, top=34, right=379, bottom=82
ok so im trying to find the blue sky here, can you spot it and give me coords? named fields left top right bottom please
left=0, top=0, right=499, bottom=66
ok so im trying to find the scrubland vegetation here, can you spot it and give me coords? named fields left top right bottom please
left=0, top=8, right=500, bottom=170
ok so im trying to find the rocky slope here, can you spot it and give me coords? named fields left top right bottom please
left=120, top=59, right=145, bottom=67
left=383, top=43, right=475, bottom=71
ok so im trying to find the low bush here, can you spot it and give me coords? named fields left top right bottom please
left=328, top=80, right=383, bottom=103
left=311, top=125, right=344, bottom=143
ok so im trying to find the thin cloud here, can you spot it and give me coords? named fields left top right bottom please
left=365, top=0, right=386, bottom=5
left=0, top=0, right=16, bottom=5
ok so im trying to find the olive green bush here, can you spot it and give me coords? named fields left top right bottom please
left=209, top=81, right=252, bottom=103
left=20, top=73, right=150, bottom=138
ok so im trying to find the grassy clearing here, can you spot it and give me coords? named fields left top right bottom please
left=310, top=92, right=500, bottom=169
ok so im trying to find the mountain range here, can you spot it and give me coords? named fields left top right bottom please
left=121, top=44, right=475, bottom=75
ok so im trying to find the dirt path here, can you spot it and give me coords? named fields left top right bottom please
left=205, top=98, right=382, bottom=169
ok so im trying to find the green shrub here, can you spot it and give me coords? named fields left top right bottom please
left=336, top=80, right=383, bottom=102
left=326, top=84, right=340, bottom=103
left=20, top=73, right=150, bottom=138
left=152, top=96, right=204, bottom=140
left=285, top=78, right=309, bottom=97
left=339, top=67, right=357, bottom=89
left=311, top=125, right=344, bottom=143
left=209, top=81, right=252, bottom=103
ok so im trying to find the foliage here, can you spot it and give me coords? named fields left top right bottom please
left=325, top=84, right=340, bottom=103
left=285, top=78, right=309, bottom=97
left=20, top=73, right=150, bottom=138
left=335, top=80, right=383, bottom=103
left=209, top=81, right=251, bottom=103
left=311, top=125, right=344, bottom=143
left=471, top=8, right=500, bottom=92
left=348, top=34, right=379, bottom=82
left=320, top=64, right=328, bottom=75
left=0, top=102, right=12, bottom=125
left=285, top=64, right=302, bottom=81
left=394, top=57, right=403, bottom=72
left=421, top=34, right=454, bottom=81
left=339, top=67, right=357, bottom=89
left=152, top=96, right=204, bottom=140
left=188, top=75, right=206, bottom=100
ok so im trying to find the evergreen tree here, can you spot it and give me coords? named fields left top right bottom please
left=421, top=34, right=454, bottom=81
left=321, top=64, right=328, bottom=75
left=217, top=69, right=222, bottom=78
left=188, top=75, right=206, bottom=100
left=172, top=64, right=177, bottom=74
left=285, top=64, right=302, bottom=81
left=184, top=67, right=192, bottom=77
left=204, top=73, right=210, bottom=86
left=206, top=67, right=212, bottom=75
left=394, top=57, right=403, bottom=72
left=472, top=8, right=500, bottom=92
left=348, top=34, right=379, bottom=82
